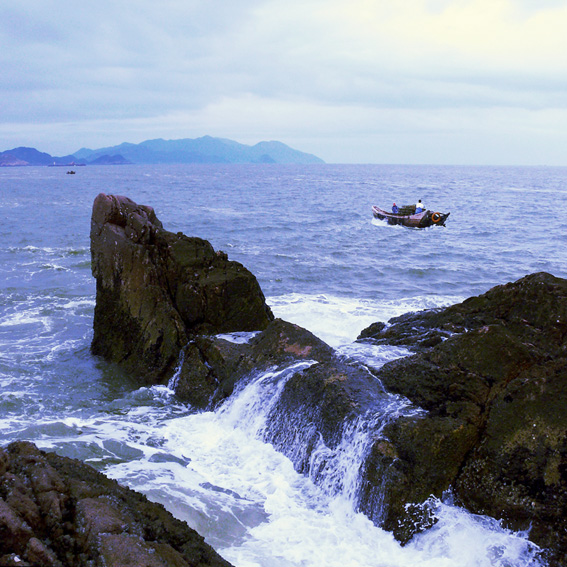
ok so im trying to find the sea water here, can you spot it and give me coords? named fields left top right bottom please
left=2, top=163, right=566, bottom=566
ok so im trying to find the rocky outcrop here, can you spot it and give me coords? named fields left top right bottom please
left=356, top=272, right=567, bottom=565
left=214, top=272, right=564, bottom=563
left=0, top=441, right=233, bottom=567
left=89, top=194, right=566, bottom=563
left=175, top=317, right=335, bottom=408
left=90, top=193, right=274, bottom=397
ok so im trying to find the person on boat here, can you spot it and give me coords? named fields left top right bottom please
left=415, top=199, right=425, bottom=213
left=392, top=203, right=399, bottom=214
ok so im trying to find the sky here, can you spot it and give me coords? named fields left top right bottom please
left=1, top=0, right=567, bottom=165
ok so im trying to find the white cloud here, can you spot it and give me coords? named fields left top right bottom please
left=1, top=0, right=567, bottom=163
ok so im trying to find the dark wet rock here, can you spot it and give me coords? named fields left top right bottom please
left=358, top=271, right=567, bottom=353
left=246, top=318, right=335, bottom=365
left=90, top=193, right=273, bottom=388
left=262, top=357, right=388, bottom=473
left=356, top=272, right=567, bottom=565
left=172, top=318, right=335, bottom=408
left=0, top=441, right=233, bottom=567
left=234, top=317, right=335, bottom=387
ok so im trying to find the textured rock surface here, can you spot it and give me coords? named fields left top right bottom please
left=261, top=357, right=391, bottom=475
left=357, top=272, right=567, bottom=565
left=175, top=317, right=336, bottom=408
left=0, top=441, right=233, bottom=567
left=90, top=193, right=273, bottom=392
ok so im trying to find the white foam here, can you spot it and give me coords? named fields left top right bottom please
left=267, top=293, right=464, bottom=348
left=216, top=331, right=261, bottom=344
left=336, top=341, right=413, bottom=369
left=40, top=263, right=68, bottom=272
left=0, top=308, right=53, bottom=330
left=15, top=368, right=544, bottom=567
left=60, top=298, right=96, bottom=310
left=407, top=497, right=542, bottom=566
left=169, top=371, right=543, bottom=567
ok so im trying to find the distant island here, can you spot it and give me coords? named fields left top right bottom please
left=0, top=136, right=324, bottom=166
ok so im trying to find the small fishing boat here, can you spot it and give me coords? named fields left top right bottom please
left=372, top=205, right=450, bottom=228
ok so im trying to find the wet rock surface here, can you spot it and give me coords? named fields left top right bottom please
left=186, top=317, right=336, bottom=408
left=357, top=272, right=567, bottom=565
left=0, top=441, right=233, bottom=567
left=90, top=193, right=273, bottom=392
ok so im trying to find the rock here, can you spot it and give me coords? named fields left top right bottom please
left=175, top=317, right=335, bottom=408
left=90, top=193, right=273, bottom=386
left=0, top=441, right=233, bottom=567
left=356, top=272, right=567, bottom=565
left=98, top=534, right=190, bottom=567
left=455, top=356, right=567, bottom=559
left=262, top=357, right=388, bottom=473
left=0, top=498, right=34, bottom=556
left=358, top=271, right=567, bottom=354
left=24, top=537, right=59, bottom=567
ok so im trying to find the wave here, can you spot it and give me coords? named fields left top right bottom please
left=267, top=292, right=464, bottom=348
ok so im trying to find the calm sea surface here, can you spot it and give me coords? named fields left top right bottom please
left=1, top=163, right=566, bottom=566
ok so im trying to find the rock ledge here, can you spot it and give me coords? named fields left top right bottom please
left=0, top=441, right=232, bottom=567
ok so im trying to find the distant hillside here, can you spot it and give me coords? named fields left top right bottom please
left=0, top=147, right=84, bottom=166
left=0, top=153, right=28, bottom=166
left=1, top=137, right=324, bottom=167
left=88, top=154, right=132, bottom=165
left=73, top=136, right=325, bottom=164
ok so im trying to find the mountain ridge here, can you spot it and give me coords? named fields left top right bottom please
left=74, top=136, right=324, bottom=164
left=0, top=146, right=82, bottom=166
left=0, top=136, right=324, bottom=166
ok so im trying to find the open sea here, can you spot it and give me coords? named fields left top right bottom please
left=1, top=163, right=566, bottom=566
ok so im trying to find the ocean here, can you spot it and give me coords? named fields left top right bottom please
left=1, top=163, right=566, bottom=566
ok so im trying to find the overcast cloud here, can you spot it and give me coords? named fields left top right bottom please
left=1, top=0, right=567, bottom=164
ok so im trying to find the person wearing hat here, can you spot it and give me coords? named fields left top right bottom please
left=392, top=203, right=399, bottom=214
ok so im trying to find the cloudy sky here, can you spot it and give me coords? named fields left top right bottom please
left=2, top=0, right=567, bottom=164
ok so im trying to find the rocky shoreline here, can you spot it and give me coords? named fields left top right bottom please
left=3, top=194, right=565, bottom=566
left=357, top=272, right=567, bottom=561
left=88, top=194, right=566, bottom=565
left=0, top=441, right=232, bottom=567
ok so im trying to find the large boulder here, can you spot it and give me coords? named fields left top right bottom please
left=0, top=441, right=233, bottom=567
left=356, top=272, right=567, bottom=565
left=90, top=193, right=273, bottom=387
left=358, top=271, right=567, bottom=352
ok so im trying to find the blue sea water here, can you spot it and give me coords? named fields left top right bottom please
left=1, top=163, right=566, bottom=566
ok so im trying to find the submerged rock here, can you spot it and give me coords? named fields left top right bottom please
left=357, top=272, right=567, bottom=565
left=0, top=441, right=233, bottom=567
left=90, top=193, right=273, bottom=390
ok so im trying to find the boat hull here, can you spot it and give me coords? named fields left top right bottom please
left=372, top=206, right=450, bottom=228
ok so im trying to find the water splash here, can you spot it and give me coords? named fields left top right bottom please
left=216, top=361, right=316, bottom=434
left=307, top=400, right=422, bottom=520
left=167, top=344, right=187, bottom=392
